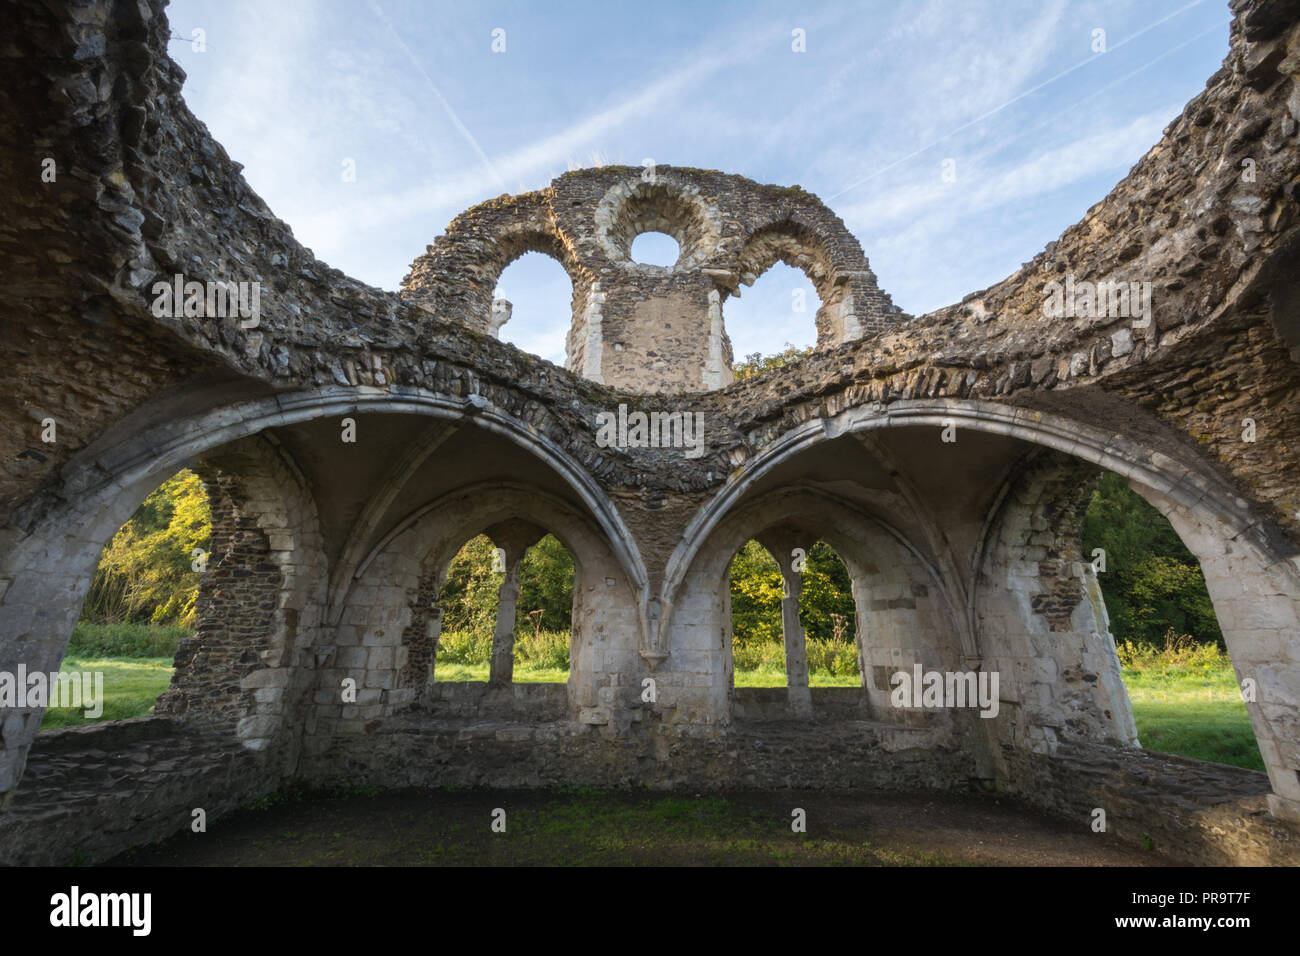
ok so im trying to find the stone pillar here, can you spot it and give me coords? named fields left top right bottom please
left=484, top=520, right=547, bottom=686
left=759, top=529, right=812, bottom=716
left=490, top=555, right=522, bottom=685
left=779, top=567, right=813, bottom=716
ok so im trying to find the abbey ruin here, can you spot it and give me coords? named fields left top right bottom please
left=1, top=0, right=1299, bottom=865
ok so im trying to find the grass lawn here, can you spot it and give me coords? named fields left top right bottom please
left=434, top=663, right=570, bottom=683
left=38, top=656, right=174, bottom=730
left=1122, top=660, right=1263, bottom=771
left=733, top=667, right=860, bottom=688
left=40, top=629, right=1266, bottom=775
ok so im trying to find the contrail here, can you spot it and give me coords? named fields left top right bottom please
left=368, top=0, right=505, bottom=190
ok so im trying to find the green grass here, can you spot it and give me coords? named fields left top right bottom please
left=733, top=667, right=860, bottom=688
left=434, top=663, right=570, bottom=683
left=37, top=655, right=174, bottom=730
left=435, top=629, right=570, bottom=681
left=1118, top=639, right=1263, bottom=771
left=67, top=621, right=188, bottom=658
left=46, top=627, right=1266, bottom=775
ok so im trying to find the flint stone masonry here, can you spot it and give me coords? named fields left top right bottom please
left=1, top=0, right=1300, bottom=865
left=401, top=168, right=902, bottom=392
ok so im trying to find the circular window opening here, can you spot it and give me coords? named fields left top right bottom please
left=629, top=231, right=680, bottom=267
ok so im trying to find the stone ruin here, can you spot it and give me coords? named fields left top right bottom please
left=1, top=0, right=1299, bottom=865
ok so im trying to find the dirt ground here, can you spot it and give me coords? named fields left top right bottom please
left=108, top=787, right=1172, bottom=866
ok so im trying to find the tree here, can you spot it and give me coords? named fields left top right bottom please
left=439, top=533, right=575, bottom=637
left=1082, top=472, right=1223, bottom=647
left=729, top=540, right=782, bottom=643
left=82, top=470, right=211, bottom=627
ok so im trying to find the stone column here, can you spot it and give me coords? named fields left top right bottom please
left=758, top=529, right=812, bottom=717
left=490, top=555, right=522, bottom=685
left=779, top=566, right=813, bottom=716
left=484, top=520, right=547, bottom=687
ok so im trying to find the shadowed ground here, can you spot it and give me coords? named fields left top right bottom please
left=109, top=788, right=1173, bottom=867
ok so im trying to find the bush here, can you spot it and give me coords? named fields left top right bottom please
left=1117, top=628, right=1231, bottom=672
left=82, top=470, right=210, bottom=628
left=437, top=628, right=570, bottom=671
left=67, top=621, right=189, bottom=659
left=805, top=638, right=860, bottom=677
left=732, top=639, right=784, bottom=672
left=436, top=629, right=493, bottom=665
left=513, top=628, right=570, bottom=670
left=732, top=636, right=860, bottom=677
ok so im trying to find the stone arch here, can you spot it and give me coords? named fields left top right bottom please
left=669, top=399, right=1278, bottom=600
left=594, top=179, right=721, bottom=271
left=731, top=219, right=842, bottom=348
left=661, top=397, right=1300, bottom=817
left=317, top=482, right=637, bottom=735
left=400, top=190, right=594, bottom=338
left=0, top=386, right=646, bottom=795
left=671, top=485, right=964, bottom=726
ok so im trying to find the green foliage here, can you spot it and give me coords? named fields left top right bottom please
left=436, top=628, right=570, bottom=673
left=732, top=344, right=815, bottom=380
left=438, top=535, right=502, bottom=636
left=1118, top=633, right=1262, bottom=770
left=436, top=628, right=494, bottom=666
left=729, top=540, right=782, bottom=644
left=798, top=541, right=856, bottom=644
left=438, top=533, right=575, bottom=637
left=729, top=539, right=857, bottom=644
left=81, top=470, right=210, bottom=628
left=68, top=621, right=188, bottom=658
left=1082, top=472, right=1222, bottom=647
left=518, top=535, right=576, bottom=633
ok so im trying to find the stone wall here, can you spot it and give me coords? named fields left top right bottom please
left=1, top=0, right=1299, bottom=867
left=0, top=718, right=272, bottom=866
left=156, top=437, right=328, bottom=771
left=401, top=166, right=902, bottom=392
left=976, top=453, right=1140, bottom=758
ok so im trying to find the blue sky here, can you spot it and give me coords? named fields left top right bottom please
left=169, top=0, right=1231, bottom=365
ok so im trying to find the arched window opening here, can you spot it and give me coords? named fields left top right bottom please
left=1082, top=472, right=1261, bottom=771
left=728, top=538, right=860, bottom=689
left=40, top=469, right=209, bottom=730
left=434, top=532, right=574, bottom=684
left=629, top=231, right=680, bottom=267
left=724, top=262, right=820, bottom=377
left=492, top=251, right=575, bottom=365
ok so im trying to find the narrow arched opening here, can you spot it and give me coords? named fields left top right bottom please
left=432, top=531, right=575, bottom=684
left=492, top=250, right=578, bottom=365
left=724, top=262, right=820, bottom=376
